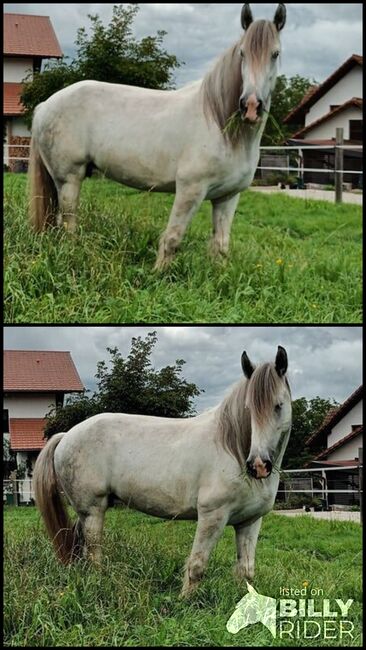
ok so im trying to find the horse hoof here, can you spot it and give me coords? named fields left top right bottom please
left=153, top=256, right=173, bottom=272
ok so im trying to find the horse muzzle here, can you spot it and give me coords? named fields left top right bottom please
left=246, top=457, right=272, bottom=479
left=239, top=94, right=263, bottom=124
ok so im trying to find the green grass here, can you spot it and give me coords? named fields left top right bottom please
left=4, top=173, right=362, bottom=323
left=4, top=506, right=362, bottom=647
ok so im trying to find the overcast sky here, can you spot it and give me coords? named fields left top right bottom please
left=4, top=3, right=363, bottom=87
left=4, top=326, right=362, bottom=412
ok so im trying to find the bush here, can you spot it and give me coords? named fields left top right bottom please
left=265, top=172, right=297, bottom=186
left=274, top=495, right=322, bottom=510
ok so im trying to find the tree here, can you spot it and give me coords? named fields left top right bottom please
left=21, top=4, right=182, bottom=126
left=3, top=437, right=17, bottom=478
left=44, top=331, right=202, bottom=438
left=282, top=396, right=339, bottom=469
left=43, top=392, right=99, bottom=439
left=262, top=74, right=318, bottom=146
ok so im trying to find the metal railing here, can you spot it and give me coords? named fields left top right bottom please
left=275, top=464, right=363, bottom=522
left=4, top=463, right=362, bottom=513
left=3, top=128, right=363, bottom=203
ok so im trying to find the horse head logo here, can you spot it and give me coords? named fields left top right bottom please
left=226, top=582, right=276, bottom=637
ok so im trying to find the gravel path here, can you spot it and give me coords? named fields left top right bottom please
left=250, top=186, right=362, bottom=205
left=274, top=508, right=361, bottom=523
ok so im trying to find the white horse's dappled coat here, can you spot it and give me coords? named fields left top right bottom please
left=34, top=346, right=292, bottom=597
left=29, top=4, right=286, bottom=269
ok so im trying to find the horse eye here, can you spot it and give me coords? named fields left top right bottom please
left=274, top=403, right=282, bottom=413
left=240, top=48, right=244, bottom=59
left=272, top=51, right=280, bottom=60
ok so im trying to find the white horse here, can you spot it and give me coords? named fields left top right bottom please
left=34, top=345, right=292, bottom=597
left=29, top=4, right=286, bottom=270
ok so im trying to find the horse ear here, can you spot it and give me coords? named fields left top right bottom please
left=241, top=351, right=255, bottom=379
left=273, top=4, right=286, bottom=31
left=241, top=4, right=254, bottom=31
left=275, top=345, right=288, bottom=377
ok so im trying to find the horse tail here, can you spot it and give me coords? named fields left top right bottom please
left=33, top=433, right=78, bottom=564
left=28, top=126, right=58, bottom=231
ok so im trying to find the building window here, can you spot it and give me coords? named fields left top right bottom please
left=55, top=392, right=64, bottom=409
left=3, top=409, right=9, bottom=433
left=349, top=120, right=362, bottom=141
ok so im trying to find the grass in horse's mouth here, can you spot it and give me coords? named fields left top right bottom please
left=223, top=110, right=243, bottom=137
left=223, top=108, right=285, bottom=140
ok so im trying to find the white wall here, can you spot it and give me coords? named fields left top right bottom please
left=4, top=393, right=56, bottom=418
left=327, top=400, right=363, bottom=447
left=4, top=58, right=33, bottom=83
left=306, top=66, right=362, bottom=125
left=4, top=123, right=9, bottom=165
left=303, top=106, right=362, bottom=140
left=327, top=432, right=362, bottom=462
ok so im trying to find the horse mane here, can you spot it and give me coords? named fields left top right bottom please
left=216, top=362, right=291, bottom=467
left=201, top=20, right=279, bottom=144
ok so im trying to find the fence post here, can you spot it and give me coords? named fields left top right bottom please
left=335, top=127, right=344, bottom=203
left=10, top=470, right=19, bottom=506
left=359, top=448, right=363, bottom=525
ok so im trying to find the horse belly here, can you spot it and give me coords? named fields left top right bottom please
left=112, top=473, right=198, bottom=520
left=95, top=149, right=178, bottom=192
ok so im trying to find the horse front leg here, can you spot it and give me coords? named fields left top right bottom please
left=180, top=506, right=228, bottom=598
left=234, top=517, right=262, bottom=582
left=154, top=181, right=206, bottom=271
left=210, top=192, right=240, bottom=257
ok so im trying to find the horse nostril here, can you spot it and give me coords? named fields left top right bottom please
left=246, top=460, right=256, bottom=477
left=240, top=98, right=247, bottom=114
left=257, top=100, right=263, bottom=116
left=264, top=460, right=272, bottom=475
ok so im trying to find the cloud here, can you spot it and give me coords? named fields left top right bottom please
left=4, top=3, right=363, bottom=86
left=4, top=326, right=362, bottom=413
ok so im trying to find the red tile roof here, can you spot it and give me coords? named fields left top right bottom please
left=4, top=350, right=84, bottom=392
left=10, top=418, right=47, bottom=450
left=312, top=425, right=363, bottom=461
left=284, top=55, right=363, bottom=124
left=291, top=98, right=363, bottom=138
left=286, top=137, right=362, bottom=147
left=4, top=82, right=24, bottom=116
left=306, top=459, right=361, bottom=468
left=307, top=385, right=363, bottom=446
left=4, top=14, right=62, bottom=58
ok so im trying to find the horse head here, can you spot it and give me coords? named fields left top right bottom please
left=242, top=346, right=292, bottom=479
left=239, top=4, right=286, bottom=123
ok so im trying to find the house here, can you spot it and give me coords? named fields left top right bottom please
left=3, top=13, right=62, bottom=170
left=3, top=350, right=84, bottom=502
left=283, top=54, right=363, bottom=188
left=306, top=385, right=363, bottom=507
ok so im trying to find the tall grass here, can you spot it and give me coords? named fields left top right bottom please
left=4, top=507, right=362, bottom=647
left=4, top=173, right=362, bottom=323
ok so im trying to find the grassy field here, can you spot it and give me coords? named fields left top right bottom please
left=4, top=506, right=362, bottom=647
left=4, top=173, right=362, bottom=323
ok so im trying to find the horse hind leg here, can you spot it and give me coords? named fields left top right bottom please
left=79, top=499, right=108, bottom=566
left=56, top=176, right=82, bottom=232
